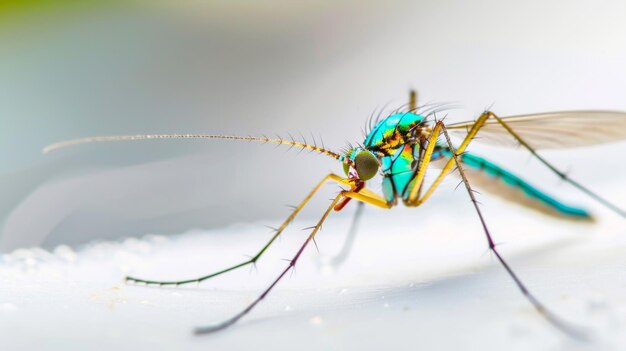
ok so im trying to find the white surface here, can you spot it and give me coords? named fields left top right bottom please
left=2, top=182, right=626, bottom=350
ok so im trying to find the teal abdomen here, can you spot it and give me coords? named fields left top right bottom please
left=453, top=151, right=591, bottom=218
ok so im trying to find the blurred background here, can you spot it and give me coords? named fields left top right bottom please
left=1, top=0, right=625, bottom=251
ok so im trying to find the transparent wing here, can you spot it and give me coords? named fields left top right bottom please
left=446, top=111, right=626, bottom=149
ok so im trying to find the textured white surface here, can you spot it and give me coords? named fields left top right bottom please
left=2, top=182, right=626, bottom=351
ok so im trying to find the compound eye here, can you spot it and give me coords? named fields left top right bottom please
left=355, top=150, right=379, bottom=180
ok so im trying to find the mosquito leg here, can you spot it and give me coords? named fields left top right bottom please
left=439, top=121, right=587, bottom=339
left=318, top=201, right=365, bottom=268
left=485, top=111, right=625, bottom=217
left=405, top=120, right=448, bottom=205
left=194, top=188, right=390, bottom=334
left=126, top=173, right=354, bottom=286
left=409, top=90, right=418, bottom=112
left=194, top=192, right=346, bottom=334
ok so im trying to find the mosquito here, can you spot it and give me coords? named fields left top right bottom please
left=44, top=91, right=626, bottom=337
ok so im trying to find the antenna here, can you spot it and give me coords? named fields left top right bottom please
left=43, top=133, right=353, bottom=166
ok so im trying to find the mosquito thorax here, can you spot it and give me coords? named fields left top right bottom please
left=343, top=147, right=380, bottom=180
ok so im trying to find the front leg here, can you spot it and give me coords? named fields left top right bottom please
left=125, top=173, right=355, bottom=286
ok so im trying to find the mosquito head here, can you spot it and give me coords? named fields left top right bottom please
left=342, top=147, right=380, bottom=181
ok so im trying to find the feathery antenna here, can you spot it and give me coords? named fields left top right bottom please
left=43, top=134, right=351, bottom=165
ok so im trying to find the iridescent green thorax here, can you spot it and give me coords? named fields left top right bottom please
left=363, top=112, right=426, bottom=204
left=364, top=112, right=424, bottom=155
